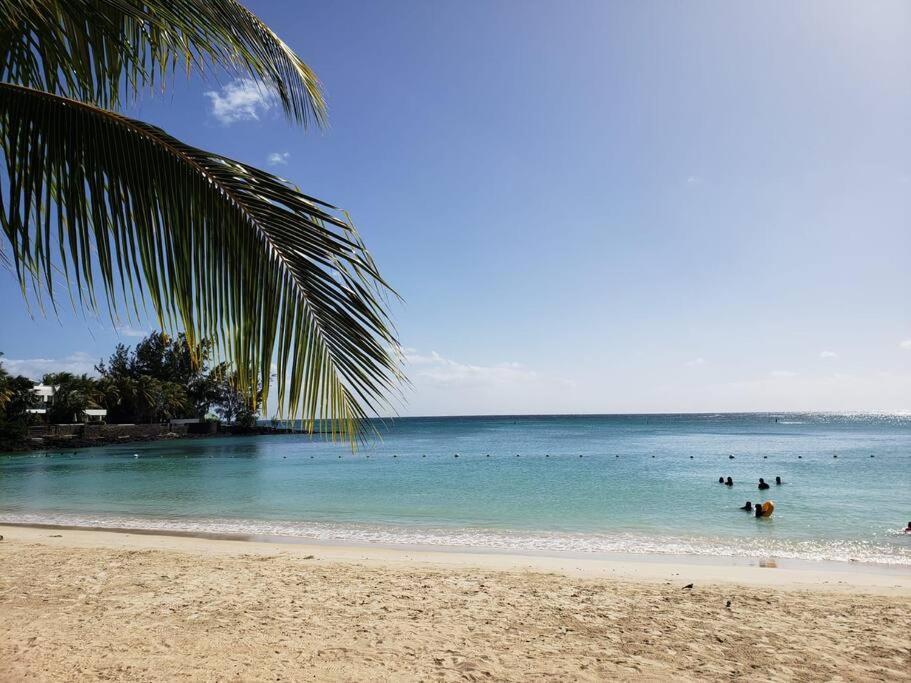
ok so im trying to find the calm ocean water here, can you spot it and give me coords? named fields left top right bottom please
left=2, top=413, right=910, bottom=566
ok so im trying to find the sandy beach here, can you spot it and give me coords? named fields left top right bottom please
left=1, top=525, right=909, bottom=682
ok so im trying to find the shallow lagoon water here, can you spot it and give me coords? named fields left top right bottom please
left=2, top=413, right=910, bottom=565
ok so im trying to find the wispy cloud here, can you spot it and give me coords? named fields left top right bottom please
left=204, top=78, right=277, bottom=124
left=392, top=347, right=577, bottom=415
left=403, top=349, right=539, bottom=386
left=686, top=175, right=703, bottom=185
left=770, top=370, right=797, bottom=378
left=267, top=151, right=290, bottom=166
left=116, top=325, right=148, bottom=338
left=1, top=352, right=97, bottom=380
left=685, top=357, right=706, bottom=367
left=819, top=350, right=838, bottom=359
left=900, top=339, right=911, bottom=351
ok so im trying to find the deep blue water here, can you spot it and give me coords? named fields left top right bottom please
left=2, top=413, right=910, bottom=565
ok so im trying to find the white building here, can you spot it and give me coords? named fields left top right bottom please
left=29, top=384, right=108, bottom=423
left=26, top=383, right=55, bottom=416
left=82, top=408, right=108, bottom=423
left=33, top=383, right=55, bottom=403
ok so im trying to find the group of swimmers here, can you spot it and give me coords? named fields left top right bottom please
left=716, top=475, right=782, bottom=487
left=717, top=475, right=783, bottom=517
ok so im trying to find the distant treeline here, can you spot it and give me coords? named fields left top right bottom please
left=0, top=332, right=260, bottom=447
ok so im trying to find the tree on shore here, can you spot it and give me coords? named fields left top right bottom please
left=96, top=331, right=250, bottom=424
left=0, top=355, right=10, bottom=409
left=2, top=332, right=261, bottom=432
left=41, top=373, right=104, bottom=424
left=0, top=354, right=38, bottom=443
left=0, top=0, right=403, bottom=443
left=97, top=332, right=212, bottom=422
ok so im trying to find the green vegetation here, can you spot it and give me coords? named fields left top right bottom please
left=0, top=354, right=39, bottom=445
left=0, top=0, right=403, bottom=444
left=0, top=332, right=262, bottom=449
left=94, top=332, right=261, bottom=426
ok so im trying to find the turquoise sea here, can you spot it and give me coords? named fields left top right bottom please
left=2, top=413, right=910, bottom=566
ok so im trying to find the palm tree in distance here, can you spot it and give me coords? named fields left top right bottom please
left=0, top=0, right=403, bottom=443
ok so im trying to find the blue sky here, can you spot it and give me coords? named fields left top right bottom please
left=2, top=0, right=910, bottom=415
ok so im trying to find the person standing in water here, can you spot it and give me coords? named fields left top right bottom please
left=775, top=476, right=782, bottom=485
left=725, top=476, right=734, bottom=486
left=758, top=478, right=770, bottom=490
left=740, top=501, right=753, bottom=511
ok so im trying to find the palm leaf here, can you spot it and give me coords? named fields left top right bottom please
left=0, top=0, right=325, bottom=125
left=0, top=83, right=403, bottom=442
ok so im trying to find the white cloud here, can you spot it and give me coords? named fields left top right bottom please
left=204, top=78, right=277, bottom=124
left=900, top=339, right=911, bottom=350
left=267, top=152, right=290, bottom=166
left=403, top=349, right=538, bottom=386
left=116, top=325, right=148, bottom=338
left=2, top=352, right=97, bottom=380
left=686, top=175, right=703, bottom=185
left=386, top=348, right=576, bottom=416
left=685, top=357, right=705, bottom=367
left=819, top=350, right=839, bottom=359
left=770, top=370, right=797, bottom=378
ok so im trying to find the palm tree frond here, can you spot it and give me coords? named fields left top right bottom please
left=0, top=83, right=402, bottom=443
left=0, top=0, right=325, bottom=125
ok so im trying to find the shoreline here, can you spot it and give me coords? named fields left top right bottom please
left=3, top=523, right=908, bottom=594
left=0, top=426, right=308, bottom=454
left=2, top=510, right=908, bottom=570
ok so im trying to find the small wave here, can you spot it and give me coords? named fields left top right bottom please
left=1, top=512, right=908, bottom=567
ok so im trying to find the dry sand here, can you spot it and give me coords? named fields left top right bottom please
left=1, top=525, right=909, bottom=682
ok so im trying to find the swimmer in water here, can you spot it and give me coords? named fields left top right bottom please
left=718, top=477, right=725, bottom=484
left=758, top=478, right=770, bottom=490
left=755, top=504, right=764, bottom=518
left=904, top=522, right=911, bottom=534
left=775, top=476, right=782, bottom=485
left=740, top=501, right=753, bottom=511
left=725, top=476, right=734, bottom=487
